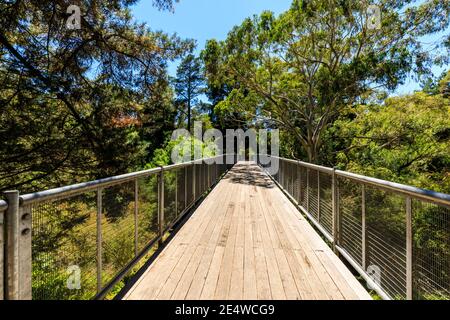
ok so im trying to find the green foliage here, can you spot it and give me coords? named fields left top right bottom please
left=202, top=0, right=450, bottom=162
left=331, top=91, right=449, bottom=193
left=0, top=0, right=189, bottom=192
left=173, top=50, right=205, bottom=131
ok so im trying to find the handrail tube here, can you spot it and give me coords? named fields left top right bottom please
left=19, top=156, right=226, bottom=205
left=20, top=168, right=161, bottom=205
left=335, top=170, right=450, bottom=207
left=263, top=155, right=450, bottom=207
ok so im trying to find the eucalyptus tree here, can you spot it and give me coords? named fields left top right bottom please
left=203, top=0, right=450, bottom=162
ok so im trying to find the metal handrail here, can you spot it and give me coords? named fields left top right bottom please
left=20, top=155, right=226, bottom=205
left=335, top=170, right=450, bottom=207
left=268, top=155, right=450, bottom=207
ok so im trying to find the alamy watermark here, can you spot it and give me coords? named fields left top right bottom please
left=170, top=121, right=280, bottom=175
left=66, top=5, right=81, bottom=30
left=366, top=5, right=381, bottom=30
left=367, top=264, right=382, bottom=290
left=67, top=265, right=81, bottom=290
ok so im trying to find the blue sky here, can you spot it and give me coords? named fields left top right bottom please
left=131, top=0, right=447, bottom=96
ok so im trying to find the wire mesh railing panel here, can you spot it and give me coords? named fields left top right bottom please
left=202, top=163, right=207, bottom=194
left=177, top=167, right=187, bottom=217
left=285, top=162, right=291, bottom=194
left=0, top=206, right=4, bottom=300
left=288, top=162, right=295, bottom=196
left=136, top=175, right=158, bottom=253
left=259, top=155, right=450, bottom=300
left=279, top=160, right=284, bottom=186
left=4, top=156, right=228, bottom=300
left=31, top=192, right=98, bottom=300
left=0, top=206, right=4, bottom=298
left=338, top=177, right=363, bottom=267
left=308, top=169, right=319, bottom=220
left=195, top=164, right=201, bottom=199
left=186, top=165, right=194, bottom=207
left=366, top=186, right=407, bottom=299
left=101, top=181, right=136, bottom=287
left=163, top=169, right=177, bottom=229
left=299, top=166, right=307, bottom=208
left=319, top=172, right=333, bottom=236
left=412, top=200, right=450, bottom=300
left=293, top=164, right=300, bottom=203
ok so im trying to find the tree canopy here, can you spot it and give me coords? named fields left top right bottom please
left=202, top=0, right=450, bottom=162
left=0, top=0, right=189, bottom=191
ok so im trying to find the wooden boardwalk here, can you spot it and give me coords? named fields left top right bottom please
left=124, top=162, right=371, bottom=300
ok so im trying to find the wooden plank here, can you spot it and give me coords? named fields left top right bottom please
left=183, top=179, right=237, bottom=299
left=125, top=176, right=227, bottom=299
left=269, top=185, right=343, bottom=299
left=273, top=248, right=301, bottom=300
left=243, top=184, right=257, bottom=300
left=199, top=246, right=225, bottom=299
left=253, top=186, right=286, bottom=299
left=262, top=168, right=369, bottom=300
left=228, top=181, right=247, bottom=299
left=157, top=178, right=233, bottom=299
left=124, top=162, right=371, bottom=301
left=214, top=177, right=241, bottom=299
left=268, top=190, right=343, bottom=300
left=254, top=247, right=272, bottom=300
left=200, top=184, right=237, bottom=299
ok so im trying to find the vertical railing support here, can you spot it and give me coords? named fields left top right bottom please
left=362, top=185, right=367, bottom=270
left=306, top=168, right=310, bottom=212
left=134, top=179, right=139, bottom=257
left=96, top=188, right=103, bottom=293
left=184, top=166, right=188, bottom=207
left=331, top=169, right=340, bottom=253
left=4, top=190, right=32, bottom=300
left=0, top=207, right=4, bottom=300
left=406, top=196, right=413, bottom=300
left=175, top=171, right=178, bottom=217
left=207, top=165, right=211, bottom=189
left=298, top=163, right=302, bottom=205
left=317, top=170, right=321, bottom=223
left=192, top=164, right=196, bottom=202
left=158, top=169, right=165, bottom=246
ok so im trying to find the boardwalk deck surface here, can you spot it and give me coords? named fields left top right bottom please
left=124, top=162, right=371, bottom=300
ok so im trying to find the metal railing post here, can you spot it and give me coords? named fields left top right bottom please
left=96, top=188, right=103, bottom=293
left=192, top=164, right=196, bottom=202
left=0, top=207, right=3, bottom=300
left=406, top=196, right=413, bottom=300
left=362, top=185, right=367, bottom=270
left=332, top=169, right=340, bottom=252
left=298, top=163, right=302, bottom=204
left=134, top=179, right=139, bottom=256
left=317, top=170, right=321, bottom=223
left=4, top=190, right=32, bottom=300
left=184, top=166, right=188, bottom=206
left=306, top=168, right=310, bottom=212
left=207, top=165, right=211, bottom=188
left=158, top=169, right=165, bottom=246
